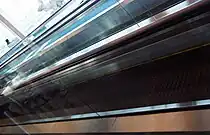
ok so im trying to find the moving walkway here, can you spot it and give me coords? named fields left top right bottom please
left=0, top=0, right=210, bottom=133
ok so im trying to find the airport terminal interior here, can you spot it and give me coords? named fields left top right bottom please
left=0, top=0, right=210, bottom=134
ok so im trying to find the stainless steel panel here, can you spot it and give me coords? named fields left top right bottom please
left=0, top=0, right=209, bottom=127
left=0, top=3, right=210, bottom=124
left=0, top=99, right=210, bottom=126
left=1, top=109, right=210, bottom=133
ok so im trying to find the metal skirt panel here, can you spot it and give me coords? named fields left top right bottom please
left=1, top=109, right=210, bottom=133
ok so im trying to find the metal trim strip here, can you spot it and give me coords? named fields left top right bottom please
left=1, top=108, right=210, bottom=133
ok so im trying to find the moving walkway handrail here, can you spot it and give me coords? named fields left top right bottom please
left=0, top=0, right=98, bottom=69
left=2, top=0, right=208, bottom=96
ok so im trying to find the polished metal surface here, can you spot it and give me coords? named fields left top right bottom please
left=3, top=112, right=29, bottom=134
left=0, top=99, right=210, bottom=126
left=1, top=38, right=209, bottom=126
left=1, top=0, right=205, bottom=96
left=1, top=109, right=210, bottom=133
left=4, top=9, right=210, bottom=98
left=0, top=0, right=209, bottom=124
left=0, top=0, right=209, bottom=127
